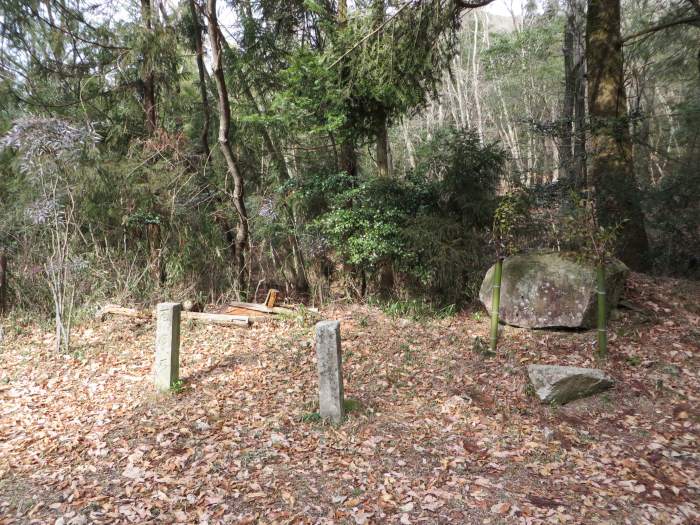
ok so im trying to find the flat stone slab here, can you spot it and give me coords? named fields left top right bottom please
left=527, top=364, right=613, bottom=405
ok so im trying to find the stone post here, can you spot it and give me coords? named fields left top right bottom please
left=154, top=302, right=181, bottom=392
left=315, top=320, right=344, bottom=423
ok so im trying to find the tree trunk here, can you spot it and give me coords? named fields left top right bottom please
left=189, top=0, right=210, bottom=158
left=0, top=253, right=7, bottom=315
left=141, top=0, right=157, bottom=133
left=586, top=0, right=650, bottom=270
left=206, top=0, right=249, bottom=293
left=188, top=0, right=239, bottom=265
left=339, top=141, right=358, bottom=176
left=471, top=13, right=484, bottom=142
left=631, top=74, right=653, bottom=189
left=147, top=222, right=166, bottom=285
left=563, top=0, right=587, bottom=188
left=336, top=0, right=358, bottom=178
left=376, top=117, right=393, bottom=177
left=338, top=0, right=348, bottom=26
left=561, top=14, right=575, bottom=182
left=572, top=22, right=587, bottom=189
left=232, top=44, right=309, bottom=292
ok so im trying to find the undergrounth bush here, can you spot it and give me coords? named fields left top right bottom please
left=645, top=163, right=700, bottom=278
left=300, top=127, right=506, bottom=304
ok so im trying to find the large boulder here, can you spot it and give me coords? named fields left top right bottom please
left=479, top=252, right=628, bottom=329
left=527, top=364, right=613, bottom=404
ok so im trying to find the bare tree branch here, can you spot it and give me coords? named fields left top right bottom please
left=622, top=15, right=700, bottom=44
left=455, top=0, right=495, bottom=7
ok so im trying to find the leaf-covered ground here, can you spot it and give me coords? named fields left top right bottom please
left=1, top=273, right=698, bottom=524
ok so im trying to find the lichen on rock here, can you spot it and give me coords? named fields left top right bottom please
left=479, top=252, right=628, bottom=329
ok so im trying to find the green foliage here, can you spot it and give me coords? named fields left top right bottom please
left=299, top=411, right=322, bottom=423
left=169, top=379, right=186, bottom=394
left=343, top=398, right=362, bottom=413
left=271, top=0, right=463, bottom=145
left=484, top=22, right=562, bottom=80
left=376, top=297, right=456, bottom=321
left=296, top=127, right=504, bottom=303
left=413, top=127, right=504, bottom=226
left=562, top=193, right=620, bottom=264
left=315, top=176, right=418, bottom=269
left=329, top=1, right=461, bottom=138
left=491, top=190, right=531, bottom=257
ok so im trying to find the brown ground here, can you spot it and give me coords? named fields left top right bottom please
left=0, top=273, right=698, bottom=524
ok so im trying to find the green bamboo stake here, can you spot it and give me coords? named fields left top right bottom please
left=490, top=258, right=503, bottom=352
left=596, top=263, right=607, bottom=358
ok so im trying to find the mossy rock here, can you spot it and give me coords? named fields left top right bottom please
left=479, top=252, right=628, bottom=329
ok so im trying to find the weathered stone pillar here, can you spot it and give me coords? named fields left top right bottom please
left=154, top=302, right=181, bottom=392
left=315, top=320, right=344, bottom=423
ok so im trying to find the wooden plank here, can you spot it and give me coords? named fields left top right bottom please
left=264, top=289, right=279, bottom=308
left=182, top=311, right=250, bottom=327
left=99, top=304, right=250, bottom=327
left=227, top=301, right=276, bottom=314
left=99, top=305, right=150, bottom=319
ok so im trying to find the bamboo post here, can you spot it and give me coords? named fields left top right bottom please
left=489, top=258, right=503, bottom=352
left=596, top=263, right=607, bottom=357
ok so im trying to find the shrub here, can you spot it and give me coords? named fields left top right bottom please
left=298, top=127, right=505, bottom=304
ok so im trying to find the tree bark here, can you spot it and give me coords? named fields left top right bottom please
left=188, top=0, right=239, bottom=264
left=0, top=253, right=7, bottom=315
left=338, top=0, right=348, bottom=26
left=376, top=117, right=393, bottom=177
left=339, top=142, right=358, bottom=176
left=140, top=0, right=158, bottom=133
left=562, top=0, right=587, bottom=188
left=471, top=12, right=484, bottom=143
left=147, top=222, right=166, bottom=285
left=205, top=0, right=249, bottom=293
left=561, top=14, right=575, bottom=182
left=586, top=0, right=650, bottom=270
left=189, top=0, right=210, bottom=158
left=572, top=12, right=587, bottom=189
left=337, top=0, right=357, bottom=178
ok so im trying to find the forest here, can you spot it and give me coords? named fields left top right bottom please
left=0, top=0, right=698, bottom=524
left=0, top=0, right=698, bottom=316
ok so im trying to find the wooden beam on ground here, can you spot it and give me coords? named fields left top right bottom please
left=99, top=304, right=251, bottom=327
left=99, top=305, right=150, bottom=319
left=226, top=301, right=277, bottom=314
left=225, top=300, right=318, bottom=316
left=181, top=311, right=251, bottom=327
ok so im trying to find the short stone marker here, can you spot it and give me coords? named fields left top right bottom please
left=154, top=302, right=182, bottom=392
left=527, top=364, right=613, bottom=405
left=315, top=320, right=344, bottom=424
